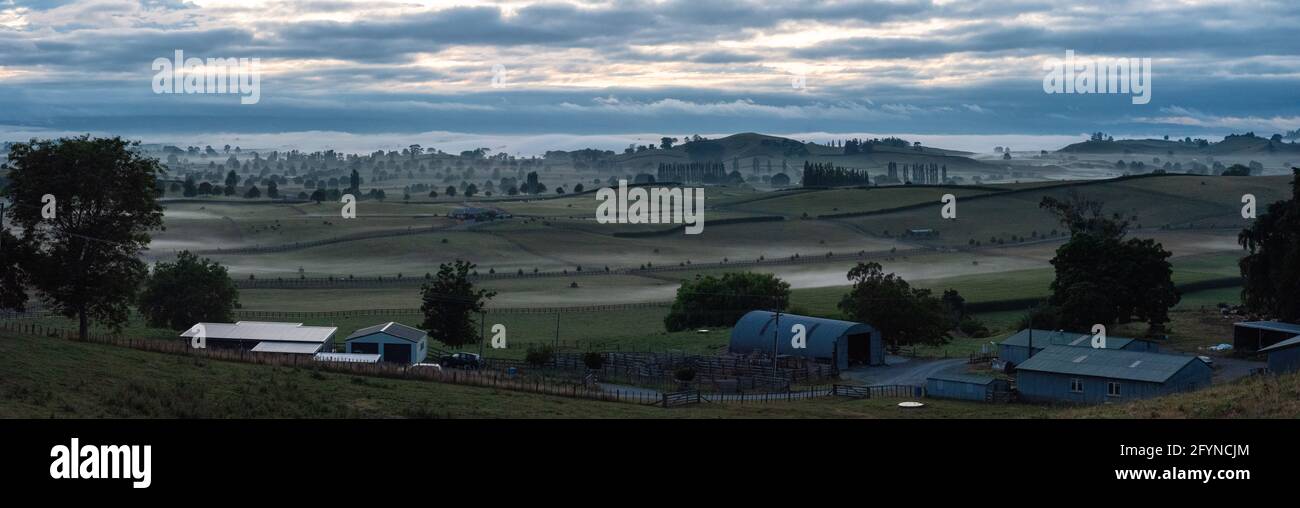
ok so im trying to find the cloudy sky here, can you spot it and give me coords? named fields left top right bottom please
left=1, top=0, right=1297, bottom=153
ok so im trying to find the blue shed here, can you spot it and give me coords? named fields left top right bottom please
left=926, top=373, right=1009, bottom=402
left=1015, top=346, right=1211, bottom=404
left=1234, top=321, right=1300, bottom=352
left=998, top=328, right=1159, bottom=368
left=344, top=322, right=429, bottom=364
left=728, top=311, right=884, bottom=370
left=1258, top=335, right=1300, bottom=374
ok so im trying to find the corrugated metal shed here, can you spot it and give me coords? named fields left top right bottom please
left=1259, top=335, right=1300, bottom=374
left=345, top=321, right=425, bottom=342
left=1015, top=345, right=1200, bottom=383
left=998, top=328, right=1157, bottom=366
left=926, top=373, right=1009, bottom=402
left=179, top=321, right=338, bottom=343
left=728, top=310, right=884, bottom=369
left=250, top=341, right=325, bottom=354
left=1236, top=321, right=1300, bottom=352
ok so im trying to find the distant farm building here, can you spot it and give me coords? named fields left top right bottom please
left=179, top=321, right=338, bottom=354
left=1233, top=321, right=1300, bottom=352
left=926, top=373, right=1010, bottom=402
left=729, top=311, right=884, bottom=370
left=344, top=322, right=429, bottom=364
left=1258, top=336, right=1300, bottom=374
left=450, top=206, right=510, bottom=221
left=998, top=328, right=1159, bottom=367
left=1015, top=346, right=1211, bottom=404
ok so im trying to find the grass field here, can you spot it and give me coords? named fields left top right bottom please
left=7, top=328, right=1295, bottom=419
left=0, top=330, right=1061, bottom=418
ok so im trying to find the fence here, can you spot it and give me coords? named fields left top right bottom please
left=833, top=384, right=923, bottom=399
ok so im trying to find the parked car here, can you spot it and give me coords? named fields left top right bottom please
left=440, top=352, right=483, bottom=369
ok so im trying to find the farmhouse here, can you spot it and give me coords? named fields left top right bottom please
left=1015, top=346, right=1211, bottom=404
left=1233, top=321, right=1300, bottom=352
left=1258, top=336, right=1300, bottom=374
left=998, top=328, right=1159, bottom=367
left=344, top=322, right=429, bottom=364
left=179, top=321, right=338, bottom=354
left=926, top=373, right=1009, bottom=402
left=729, top=310, right=884, bottom=370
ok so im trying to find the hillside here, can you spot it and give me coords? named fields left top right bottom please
left=1059, top=134, right=1300, bottom=156
left=610, top=132, right=999, bottom=174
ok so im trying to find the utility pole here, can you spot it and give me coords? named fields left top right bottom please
left=477, top=310, right=485, bottom=357
left=554, top=311, right=560, bottom=352
left=772, top=297, right=781, bottom=370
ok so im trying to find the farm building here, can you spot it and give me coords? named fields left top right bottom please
left=926, top=373, right=1009, bottom=402
left=729, top=311, right=884, bottom=370
left=1015, top=346, right=1211, bottom=404
left=1258, top=336, right=1300, bottom=374
left=1233, top=321, right=1300, bottom=352
left=344, top=322, right=429, bottom=364
left=998, top=328, right=1159, bottom=367
left=450, top=206, right=510, bottom=221
left=179, top=321, right=338, bottom=354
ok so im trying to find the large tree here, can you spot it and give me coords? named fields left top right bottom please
left=419, top=260, right=496, bottom=347
left=837, top=262, right=951, bottom=348
left=4, top=136, right=165, bottom=338
left=1239, top=168, right=1300, bottom=321
left=0, top=226, right=29, bottom=312
left=138, top=251, right=240, bottom=330
left=1040, top=191, right=1179, bottom=334
left=664, top=272, right=790, bottom=332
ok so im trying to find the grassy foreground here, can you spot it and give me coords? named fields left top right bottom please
left=6, top=329, right=1296, bottom=419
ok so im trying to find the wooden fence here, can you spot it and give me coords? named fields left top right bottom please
left=833, top=384, right=923, bottom=399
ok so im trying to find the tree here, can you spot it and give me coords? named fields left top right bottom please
left=1040, top=193, right=1179, bottom=334
left=266, top=180, right=279, bottom=198
left=182, top=175, right=197, bottom=197
left=224, top=170, right=238, bottom=196
left=445, top=185, right=456, bottom=197
left=244, top=185, right=261, bottom=198
left=0, top=226, right=29, bottom=312
left=660, top=137, right=678, bottom=150
left=349, top=169, right=360, bottom=192
left=419, top=260, right=496, bottom=347
left=4, top=136, right=165, bottom=339
left=837, top=262, right=951, bottom=348
left=310, top=189, right=326, bottom=203
left=138, top=251, right=240, bottom=330
left=664, top=272, right=790, bottom=332
left=1221, top=164, right=1251, bottom=176
left=1239, top=168, right=1300, bottom=321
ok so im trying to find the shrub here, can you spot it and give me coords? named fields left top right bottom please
left=673, top=367, right=696, bottom=382
left=582, top=352, right=605, bottom=370
left=525, top=344, right=555, bottom=367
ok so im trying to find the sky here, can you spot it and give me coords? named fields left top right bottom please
left=1, top=0, right=1298, bottom=154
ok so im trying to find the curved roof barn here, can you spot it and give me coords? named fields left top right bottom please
left=729, top=310, right=884, bottom=369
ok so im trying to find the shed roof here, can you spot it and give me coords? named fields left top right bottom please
left=1235, top=321, right=1300, bottom=335
left=345, top=322, right=426, bottom=342
left=1001, top=328, right=1140, bottom=350
left=1015, top=345, right=1202, bottom=383
left=927, top=373, right=1001, bottom=385
left=1258, top=335, right=1300, bottom=353
left=179, top=321, right=338, bottom=343
left=250, top=341, right=324, bottom=354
